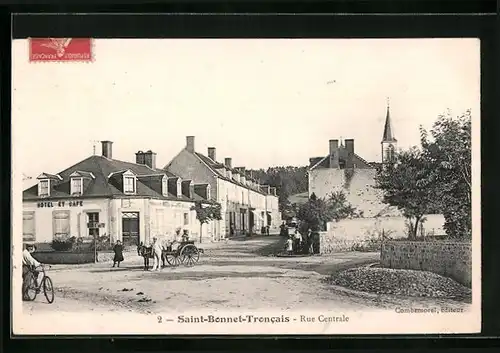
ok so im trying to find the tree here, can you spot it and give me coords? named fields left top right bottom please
left=375, top=148, right=438, bottom=240
left=190, top=201, right=222, bottom=243
left=327, top=191, right=357, bottom=221
left=248, top=166, right=309, bottom=215
left=420, top=110, right=472, bottom=238
left=297, top=192, right=356, bottom=232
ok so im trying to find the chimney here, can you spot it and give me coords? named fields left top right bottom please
left=101, top=141, right=113, bottom=159
left=329, top=139, right=339, bottom=168
left=135, top=150, right=145, bottom=165
left=237, top=168, right=246, bottom=184
left=344, top=139, right=354, bottom=168
left=224, top=158, right=232, bottom=169
left=186, top=136, right=195, bottom=153
left=144, top=150, right=157, bottom=169
left=208, top=147, right=216, bottom=161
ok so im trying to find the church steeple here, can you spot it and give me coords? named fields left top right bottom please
left=381, top=98, right=397, bottom=164
left=382, top=98, right=397, bottom=143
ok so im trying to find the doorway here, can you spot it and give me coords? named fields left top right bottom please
left=122, top=212, right=140, bottom=246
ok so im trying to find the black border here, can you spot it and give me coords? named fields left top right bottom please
left=3, top=3, right=499, bottom=352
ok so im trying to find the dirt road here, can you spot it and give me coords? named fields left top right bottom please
left=21, top=236, right=469, bottom=315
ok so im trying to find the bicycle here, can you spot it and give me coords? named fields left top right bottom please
left=23, top=264, right=55, bottom=304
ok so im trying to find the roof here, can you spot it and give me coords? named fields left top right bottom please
left=382, top=105, right=397, bottom=142
left=193, top=152, right=268, bottom=196
left=23, top=155, right=205, bottom=202
left=309, top=147, right=373, bottom=171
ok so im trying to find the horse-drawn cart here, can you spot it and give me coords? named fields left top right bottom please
left=163, top=240, right=204, bottom=267
left=138, top=240, right=204, bottom=270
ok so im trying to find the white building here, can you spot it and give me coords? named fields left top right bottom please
left=22, top=141, right=214, bottom=247
left=165, top=136, right=281, bottom=238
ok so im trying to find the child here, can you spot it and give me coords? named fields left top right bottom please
left=286, top=236, right=293, bottom=256
left=112, top=240, right=124, bottom=268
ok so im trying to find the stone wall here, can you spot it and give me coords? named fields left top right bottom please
left=319, top=232, right=357, bottom=253
left=319, top=215, right=446, bottom=254
left=326, top=215, right=445, bottom=240
left=380, top=241, right=472, bottom=287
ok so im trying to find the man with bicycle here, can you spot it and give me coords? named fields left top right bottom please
left=22, top=244, right=44, bottom=296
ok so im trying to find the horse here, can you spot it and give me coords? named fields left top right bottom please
left=137, top=242, right=168, bottom=270
left=137, top=243, right=154, bottom=271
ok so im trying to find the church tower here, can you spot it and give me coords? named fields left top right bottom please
left=381, top=99, right=397, bottom=164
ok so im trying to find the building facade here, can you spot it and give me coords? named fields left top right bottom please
left=22, top=141, right=214, bottom=247
left=308, top=103, right=401, bottom=218
left=164, top=136, right=281, bottom=238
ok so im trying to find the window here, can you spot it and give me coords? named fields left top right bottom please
left=53, top=211, right=70, bottom=240
left=386, top=145, right=395, bottom=163
left=183, top=213, right=189, bottom=225
left=39, top=180, right=49, bottom=197
left=124, top=176, right=136, bottom=193
left=162, top=177, right=168, bottom=196
left=207, top=186, right=211, bottom=200
left=23, top=212, right=35, bottom=241
left=156, top=209, right=165, bottom=234
left=71, top=177, right=83, bottom=195
left=87, top=212, right=100, bottom=238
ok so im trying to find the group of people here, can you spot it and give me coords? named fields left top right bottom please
left=280, top=221, right=317, bottom=256
left=285, top=229, right=311, bottom=255
left=110, top=229, right=192, bottom=271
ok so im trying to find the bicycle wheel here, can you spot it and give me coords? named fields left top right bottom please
left=24, top=273, right=38, bottom=301
left=43, top=276, right=55, bottom=304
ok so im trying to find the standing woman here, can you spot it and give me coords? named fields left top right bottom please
left=112, top=240, right=124, bottom=268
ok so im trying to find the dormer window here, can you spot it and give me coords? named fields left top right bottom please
left=162, top=176, right=168, bottom=196
left=124, top=176, right=136, bottom=194
left=69, top=171, right=95, bottom=196
left=39, top=179, right=50, bottom=197
left=36, top=172, right=62, bottom=197
left=71, top=177, right=83, bottom=195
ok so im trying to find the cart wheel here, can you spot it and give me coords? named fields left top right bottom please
left=24, top=273, right=38, bottom=301
left=43, top=276, right=55, bottom=304
left=165, top=253, right=180, bottom=267
left=181, top=244, right=199, bottom=267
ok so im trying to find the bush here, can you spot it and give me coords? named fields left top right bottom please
left=50, top=235, right=115, bottom=253
left=88, top=235, right=114, bottom=251
left=51, top=237, right=76, bottom=251
left=350, top=229, right=394, bottom=252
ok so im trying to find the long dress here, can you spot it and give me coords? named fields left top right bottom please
left=113, top=244, right=124, bottom=262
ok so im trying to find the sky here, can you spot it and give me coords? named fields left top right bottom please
left=13, top=38, right=479, bottom=188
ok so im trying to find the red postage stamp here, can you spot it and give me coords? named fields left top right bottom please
left=29, top=38, right=93, bottom=62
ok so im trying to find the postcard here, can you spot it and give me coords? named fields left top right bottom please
left=12, top=37, right=480, bottom=335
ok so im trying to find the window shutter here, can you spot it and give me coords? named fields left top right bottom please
left=53, top=211, right=70, bottom=239
left=23, top=212, right=35, bottom=241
